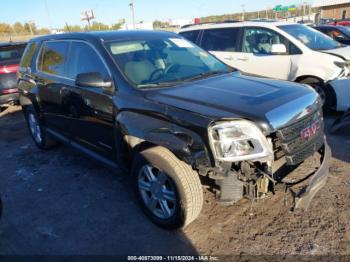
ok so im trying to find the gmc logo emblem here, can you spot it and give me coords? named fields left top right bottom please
left=300, top=121, right=321, bottom=140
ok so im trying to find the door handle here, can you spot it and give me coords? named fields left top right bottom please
left=237, top=57, right=249, bottom=62
left=223, top=56, right=234, bottom=61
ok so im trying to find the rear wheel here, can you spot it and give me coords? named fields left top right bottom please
left=132, top=146, right=203, bottom=229
left=24, top=107, right=58, bottom=149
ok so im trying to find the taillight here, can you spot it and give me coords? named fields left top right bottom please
left=0, top=88, right=18, bottom=95
left=0, top=64, right=19, bottom=75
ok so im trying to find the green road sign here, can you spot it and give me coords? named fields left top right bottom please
left=273, top=4, right=297, bottom=12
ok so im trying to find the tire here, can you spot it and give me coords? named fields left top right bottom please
left=23, top=106, right=58, bottom=150
left=132, top=146, right=203, bottom=229
left=299, top=77, right=336, bottom=110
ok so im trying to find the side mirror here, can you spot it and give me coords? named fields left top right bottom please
left=271, top=44, right=287, bottom=55
left=76, top=72, right=112, bottom=88
left=335, top=35, right=345, bottom=42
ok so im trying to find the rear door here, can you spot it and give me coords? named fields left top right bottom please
left=231, top=27, right=293, bottom=80
left=199, top=27, right=242, bottom=67
left=35, top=41, right=71, bottom=135
left=65, top=41, right=115, bottom=159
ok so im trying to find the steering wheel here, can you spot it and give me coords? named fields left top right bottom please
left=149, top=68, right=164, bottom=82
left=164, top=64, right=180, bottom=74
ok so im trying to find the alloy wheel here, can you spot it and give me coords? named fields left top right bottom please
left=28, top=113, right=42, bottom=144
left=138, top=164, right=177, bottom=219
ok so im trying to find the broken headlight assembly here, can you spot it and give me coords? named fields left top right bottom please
left=208, top=120, right=273, bottom=162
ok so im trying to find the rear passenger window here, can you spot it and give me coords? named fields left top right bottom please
left=39, top=41, right=69, bottom=76
left=20, top=42, right=36, bottom=68
left=67, top=42, right=109, bottom=80
left=179, top=30, right=200, bottom=44
left=201, top=28, right=240, bottom=52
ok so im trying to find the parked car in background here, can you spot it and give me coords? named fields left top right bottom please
left=179, top=22, right=350, bottom=112
left=313, top=25, right=350, bottom=45
left=18, top=31, right=330, bottom=229
left=328, top=19, right=350, bottom=27
left=0, top=42, right=26, bottom=106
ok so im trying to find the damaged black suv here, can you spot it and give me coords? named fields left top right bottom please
left=18, top=31, right=331, bottom=229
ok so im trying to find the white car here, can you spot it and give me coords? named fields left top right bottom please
left=179, top=21, right=350, bottom=112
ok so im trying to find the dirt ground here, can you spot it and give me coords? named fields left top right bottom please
left=0, top=106, right=349, bottom=256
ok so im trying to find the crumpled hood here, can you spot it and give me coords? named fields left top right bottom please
left=145, top=72, right=320, bottom=133
left=320, top=46, right=350, bottom=60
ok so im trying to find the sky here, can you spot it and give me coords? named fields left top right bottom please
left=1, top=0, right=312, bottom=29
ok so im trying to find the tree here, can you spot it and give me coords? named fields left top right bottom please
left=13, top=22, right=25, bottom=34
left=24, top=22, right=37, bottom=35
left=0, top=23, right=11, bottom=34
left=37, top=28, right=50, bottom=35
left=111, top=23, right=123, bottom=30
left=86, top=21, right=109, bottom=31
left=63, top=24, right=83, bottom=32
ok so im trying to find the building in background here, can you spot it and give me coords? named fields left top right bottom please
left=313, top=0, right=350, bottom=19
left=121, top=21, right=153, bottom=30
left=168, top=19, right=194, bottom=28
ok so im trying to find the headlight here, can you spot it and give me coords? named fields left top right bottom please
left=334, top=61, right=346, bottom=68
left=208, top=120, right=273, bottom=162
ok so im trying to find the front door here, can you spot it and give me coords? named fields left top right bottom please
left=232, top=27, right=292, bottom=80
left=64, top=41, right=116, bottom=160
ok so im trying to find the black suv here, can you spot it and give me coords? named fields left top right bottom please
left=18, top=31, right=330, bottom=229
left=0, top=42, right=26, bottom=106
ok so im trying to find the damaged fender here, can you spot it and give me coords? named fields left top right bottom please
left=116, top=111, right=211, bottom=167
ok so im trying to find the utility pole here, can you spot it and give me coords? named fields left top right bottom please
left=44, top=0, right=53, bottom=31
left=129, top=0, right=136, bottom=29
left=28, top=21, right=34, bottom=35
left=241, top=4, right=245, bottom=21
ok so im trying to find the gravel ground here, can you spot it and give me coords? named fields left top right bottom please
left=0, top=106, right=349, bottom=256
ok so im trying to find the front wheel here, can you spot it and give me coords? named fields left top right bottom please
left=132, top=146, right=203, bottom=229
left=299, top=77, right=336, bottom=109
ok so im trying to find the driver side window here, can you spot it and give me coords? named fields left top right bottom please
left=68, top=42, right=109, bottom=81
left=241, top=27, right=301, bottom=55
left=242, top=27, right=285, bottom=55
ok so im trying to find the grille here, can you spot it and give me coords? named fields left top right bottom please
left=273, top=109, right=324, bottom=166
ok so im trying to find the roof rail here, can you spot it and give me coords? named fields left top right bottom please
left=181, top=20, right=241, bottom=29
left=247, top=19, right=278, bottom=22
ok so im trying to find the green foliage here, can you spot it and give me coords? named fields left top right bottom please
left=111, top=23, right=123, bottom=30
left=87, top=21, right=110, bottom=31
left=63, top=24, right=83, bottom=32
left=153, top=20, right=170, bottom=29
left=0, top=21, right=48, bottom=36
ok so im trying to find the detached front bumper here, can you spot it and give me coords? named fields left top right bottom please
left=0, top=93, right=19, bottom=106
left=291, top=141, right=332, bottom=210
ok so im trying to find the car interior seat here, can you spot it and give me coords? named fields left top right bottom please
left=124, top=51, right=157, bottom=84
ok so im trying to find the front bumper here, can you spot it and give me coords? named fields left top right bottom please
left=289, top=141, right=332, bottom=210
left=0, top=93, right=19, bottom=106
left=328, top=78, right=350, bottom=111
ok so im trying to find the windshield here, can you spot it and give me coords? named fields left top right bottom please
left=105, top=36, right=231, bottom=88
left=278, top=24, right=343, bottom=50
left=0, top=45, right=25, bottom=63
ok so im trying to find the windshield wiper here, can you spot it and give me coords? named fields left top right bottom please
left=183, top=70, right=230, bottom=82
left=137, top=80, right=184, bottom=89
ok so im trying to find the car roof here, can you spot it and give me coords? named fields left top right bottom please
left=30, top=30, right=178, bottom=43
left=179, top=21, right=299, bottom=32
